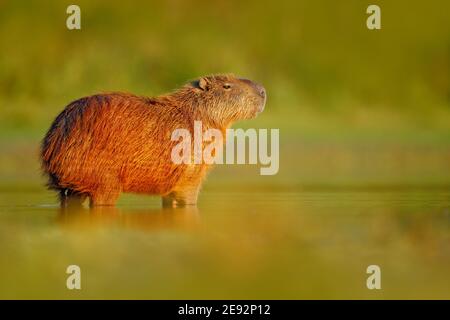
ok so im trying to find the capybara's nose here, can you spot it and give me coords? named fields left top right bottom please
left=255, top=84, right=266, bottom=99
left=240, top=78, right=266, bottom=99
left=259, top=86, right=266, bottom=99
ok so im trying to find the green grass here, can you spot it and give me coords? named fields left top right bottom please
left=0, top=0, right=449, bottom=189
left=0, top=0, right=449, bottom=137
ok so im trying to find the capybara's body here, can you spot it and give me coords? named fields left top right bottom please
left=41, top=75, right=266, bottom=207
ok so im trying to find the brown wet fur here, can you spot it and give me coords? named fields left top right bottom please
left=41, top=75, right=266, bottom=208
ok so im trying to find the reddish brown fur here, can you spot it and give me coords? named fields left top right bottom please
left=41, top=75, right=266, bottom=207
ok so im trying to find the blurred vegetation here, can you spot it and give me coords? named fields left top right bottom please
left=0, top=0, right=449, bottom=136
left=0, top=0, right=449, bottom=187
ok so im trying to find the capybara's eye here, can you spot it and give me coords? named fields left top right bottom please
left=223, top=83, right=232, bottom=90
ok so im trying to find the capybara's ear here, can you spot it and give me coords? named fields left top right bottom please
left=198, top=77, right=210, bottom=91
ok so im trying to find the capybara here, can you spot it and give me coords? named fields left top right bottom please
left=41, top=75, right=266, bottom=207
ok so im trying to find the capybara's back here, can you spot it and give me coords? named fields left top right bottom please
left=41, top=93, right=188, bottom=206
left=41, top=75, right=266, bottom=207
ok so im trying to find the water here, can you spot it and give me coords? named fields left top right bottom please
left=0, top=188, right=449, bottom=299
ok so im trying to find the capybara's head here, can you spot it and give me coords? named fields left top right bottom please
left=181, top=74, right=266, bottom=127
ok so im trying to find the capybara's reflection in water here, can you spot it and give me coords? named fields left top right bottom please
left=56, top=205, right=200, bottom=232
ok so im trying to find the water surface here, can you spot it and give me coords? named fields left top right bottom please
left=0, top=187, right=448, bottom=299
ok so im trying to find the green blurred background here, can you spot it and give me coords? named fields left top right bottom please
left=0, top=0, right=449, bottom=299
left=0, top=0, right=449, bottom=188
